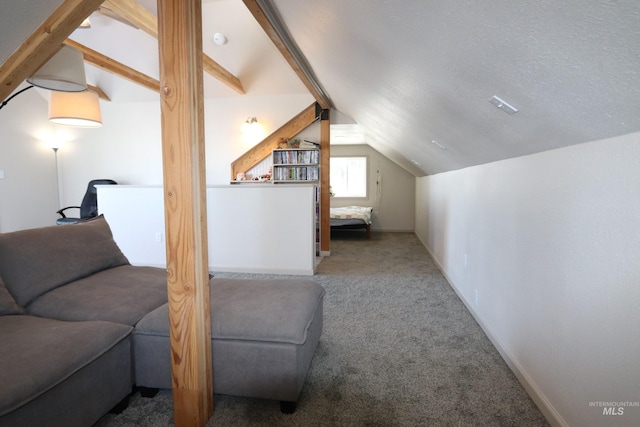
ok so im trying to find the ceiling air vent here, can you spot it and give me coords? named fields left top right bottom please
left=431, top=140, right=446, bottom=150
left=489, top=95, right=518, bottom=115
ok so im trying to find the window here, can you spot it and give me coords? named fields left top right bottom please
left=330, top=156, right=367, bottom=198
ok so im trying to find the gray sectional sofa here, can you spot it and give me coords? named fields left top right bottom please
left=0, top=215, right=324, bottom=426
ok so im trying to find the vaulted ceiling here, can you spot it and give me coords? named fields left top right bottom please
left=2, top=0, right=640, bottom=176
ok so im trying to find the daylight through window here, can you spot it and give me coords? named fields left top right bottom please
left=330, top=156, right=367, bottom=198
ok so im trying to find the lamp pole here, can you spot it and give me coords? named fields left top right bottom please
left=52, top=147, right=62, bottom=211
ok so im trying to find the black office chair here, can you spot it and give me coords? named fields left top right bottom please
left=56, top=179, right=117, bottom=225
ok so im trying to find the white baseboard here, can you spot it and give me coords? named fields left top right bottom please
left=416, top=233, right=567, bottom=427
left=211, top=265, right=315, bottom=276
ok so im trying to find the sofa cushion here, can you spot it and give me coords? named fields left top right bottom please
left=26, top=265, right=169, bottom=326
left=0, top=215, right=129, bottom=307
left=136, top=278, right=325, bottom=345
left=0, top=315, right=132, bottom=416
left=0, top=276, right=23, bottom=315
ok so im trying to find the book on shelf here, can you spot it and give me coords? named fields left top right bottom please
left=273, top=148, right=319, bottom=165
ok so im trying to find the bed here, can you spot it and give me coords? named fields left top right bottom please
left=329, top=206, right=373, bottom=239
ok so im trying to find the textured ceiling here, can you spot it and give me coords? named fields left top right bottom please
left=0, top=0, right=62, bottom=65
left=73, top=0, right=308, bottom=101
left=2, top=1, right=640, bottom=176
left=273, top=0, right=640, bottom=175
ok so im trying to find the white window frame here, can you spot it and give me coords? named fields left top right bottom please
left=330, top=156, right=368, bottom=198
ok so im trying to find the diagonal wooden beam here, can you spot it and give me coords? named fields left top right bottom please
left=102, top=0, right=154, bottom=33
left=242, top=0, right=329, bottom=109
left=0, top=0, right=105, bottom=102
left=201, top=51, right=245, bottom=95
left=97, top=5, right=139, bottom=28
left=88, top=84, right=111, bottom=101
left=231, top=102, right=320, bottom=180
left=64, top=39, right=160, bottom=93
left=103, top=0, right=245, bottom=95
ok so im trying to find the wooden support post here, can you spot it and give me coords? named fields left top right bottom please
left=320, top=109, right=331, bottom=255
left=157, top=1, right=212, bottom=426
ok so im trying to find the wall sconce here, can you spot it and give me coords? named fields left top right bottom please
left=242, top=116, right=258, bottom=132
left=49, top=90, right=102, bottom=128
left=241, top=116, right=264, bottom=143
left=27, top=45, right=87, bottom=92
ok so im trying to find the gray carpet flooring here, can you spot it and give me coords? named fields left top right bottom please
left=96, top=231, right=549, bottom=426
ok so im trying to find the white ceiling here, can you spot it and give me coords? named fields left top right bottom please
left=0, top=0, right=308, bottom=102
left=271, top=0, right=640, bottom=175
left=73, top=0, right=308, bottom=101
left=2, top=0, right=640, bottom=176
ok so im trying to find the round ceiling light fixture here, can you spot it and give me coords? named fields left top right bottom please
left=213, top=33, right=227, bottom=45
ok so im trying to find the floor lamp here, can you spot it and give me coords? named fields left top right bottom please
left=52, top=145, right=62, bottom=211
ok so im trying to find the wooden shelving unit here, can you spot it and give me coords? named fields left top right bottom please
left=272, top=148, right=320, bottom=183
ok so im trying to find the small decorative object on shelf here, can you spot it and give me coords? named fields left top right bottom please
left=288, top=138, right=301, bottom=148
left=300, top=139, right=319, bottom=149
left=258, top=167, right=272, bottom=182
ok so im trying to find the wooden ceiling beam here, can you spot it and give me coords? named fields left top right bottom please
left=97, top=5, right=139, bottom=29
left=64, top=39, right=160, bottom=93
left=0, top=0, right=105, bottom=102
left=88, top=84, right=111, bottom=101
left=102, top=0, right=154, bottom=33
left=103, top=0, right=245, bottom=94
left=242, top=0, right=330, bottom=109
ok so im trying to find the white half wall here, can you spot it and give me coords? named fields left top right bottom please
left=415, top=132, right=640, bottom=427
left=98, top=184, right=317, bottom=275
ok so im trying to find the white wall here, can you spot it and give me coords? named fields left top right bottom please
left=0, top=88, right=417, bottom=238
left=330, top=144, right=414, bottom=232
left=415, top=132, right=640, bottom=427
left=52, top=93, right=315, bottom=210
left=0, top=87, right=63, bottom=231
left=1, top=92, right=313, bottom=232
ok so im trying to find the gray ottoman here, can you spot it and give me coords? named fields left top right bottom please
left=133, top=277, right=325, bottom=412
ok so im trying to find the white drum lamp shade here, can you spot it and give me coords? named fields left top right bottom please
left=49, top=90, right=102, bottom=128
left=27, top=45, right=87, bottom=92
